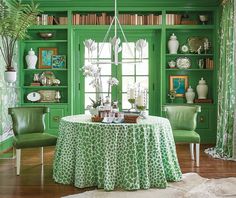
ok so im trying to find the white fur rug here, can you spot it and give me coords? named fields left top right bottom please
left=62, top=173, right=236, bottom=198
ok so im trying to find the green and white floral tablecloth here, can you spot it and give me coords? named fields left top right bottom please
left=53, top=115, right=182, bottom=190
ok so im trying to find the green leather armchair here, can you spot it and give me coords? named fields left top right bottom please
left=8, top=106, right=57, bottom=175
left=163, top=105, right=201, bottom=167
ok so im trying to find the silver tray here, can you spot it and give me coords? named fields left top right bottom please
left=188, top=37, right=208, bottom=53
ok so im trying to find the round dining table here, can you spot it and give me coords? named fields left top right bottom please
left=53, top=114, right=182, bottom=191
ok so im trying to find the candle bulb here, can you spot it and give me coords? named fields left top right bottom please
left=129, top=88, right=135, bottom=99
left=136, top=94, right=144, bottom=106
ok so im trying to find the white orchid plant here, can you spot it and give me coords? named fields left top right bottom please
left=107, top=77, right=119, bottom=97
left=81, top=65, right=119, bottom=109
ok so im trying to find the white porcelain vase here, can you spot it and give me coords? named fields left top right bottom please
left=185, top=86, right=195, bottom=103
left=196, top=77, right=208, bottom=99
left=4, top=71, right=17, bottom=83
left=26, top=48, right=37, bottom=69
left=168, top=33, right=179, bottom=54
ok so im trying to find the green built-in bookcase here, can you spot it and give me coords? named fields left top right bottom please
left=19, top=2, right=219, bottom=143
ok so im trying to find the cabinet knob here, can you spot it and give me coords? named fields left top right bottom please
left=199, top=116, right=204, bottom=123
left=53, top=116, right=61, bottom=122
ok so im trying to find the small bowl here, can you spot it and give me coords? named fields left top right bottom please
left=199, top=15, right=208, bottom=24
left=38, top=32, right=54, bottom=39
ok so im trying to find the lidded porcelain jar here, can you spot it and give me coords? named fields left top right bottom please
left=26, top=48, right=37, bottom=69
left=196, top=77, right=208, bottom=99
left=185, top=86, right=195, bottom=103
left=168, top=33, right=179, bottom=54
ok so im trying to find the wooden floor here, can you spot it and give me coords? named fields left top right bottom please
left=0, top=144, right=236, bottom=198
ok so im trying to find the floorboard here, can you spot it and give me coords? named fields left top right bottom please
left=0, top=144, right=236, bottom=198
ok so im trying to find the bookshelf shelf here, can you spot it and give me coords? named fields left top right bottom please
left=24, top=40, right=68, bottom=43
left=28, top=25, right=68, bottom=29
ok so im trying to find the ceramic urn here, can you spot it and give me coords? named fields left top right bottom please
left=185, top=86, right=195, bottom=103
left=196, top=77, right=208, bottom=99
left=26, top=48, right=37, bottom=69
left=168, top=33, right=179, bottom=54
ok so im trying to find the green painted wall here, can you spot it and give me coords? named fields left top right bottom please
left=18, top=1, right=220, bottom=143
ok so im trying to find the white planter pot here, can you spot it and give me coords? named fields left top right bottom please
left=89, top=108, right=99, bottom=116
left=4, top=71, right=17, bottom=83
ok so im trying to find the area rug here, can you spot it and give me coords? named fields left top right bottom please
left=62, top=173, right=236, bottom=198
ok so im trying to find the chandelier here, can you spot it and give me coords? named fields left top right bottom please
left=83, top=0, right=147, bottom=66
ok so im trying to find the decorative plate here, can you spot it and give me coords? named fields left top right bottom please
left=27, top=92, right=41, bottom=102
left=180, top=45, right=189, bottom=53
left=188, top=37, right=208, bottom=53
left=176, top=57, right=191, bottom=69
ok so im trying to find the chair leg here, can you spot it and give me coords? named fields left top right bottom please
left=190, top=143, right=194, bottom=160
left=13, top=148, right=17, bottom=167
left=196, top=143, right=200, bottom=167
left=41, top=147, right=44, bottom=165
left=16, top=149, right=21, bottom=176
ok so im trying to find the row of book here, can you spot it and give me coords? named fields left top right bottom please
left=204, top=58, right=214, bottom=69
left=72, top=13, right=162, bottom=25
left=118, top=14, right=162, bottom=25
left=37, top=14, right=68, bottom=25
left=166, top=14, right=182, bottom=25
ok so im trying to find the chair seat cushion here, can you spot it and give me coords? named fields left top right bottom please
left=173, top=130, right=200, bottom=143
left=13, top=133, right=57, bottom=149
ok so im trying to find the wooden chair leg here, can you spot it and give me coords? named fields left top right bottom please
left=196, top=143, right=200, bottom=167
left=41, top=147, right=44, bottom=165
left=190, top=143, right=194, bottom=160
left=16, top=149, right=21, bottom=175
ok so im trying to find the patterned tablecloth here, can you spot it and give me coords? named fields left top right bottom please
left=53, top=115, right=182, bottom=191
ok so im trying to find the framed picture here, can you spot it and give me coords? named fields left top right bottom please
left=38, top=47, right=58, bottom=69
left=52, top=55, right=66, bottom=68
left=169, top=75, right=188, bottom=97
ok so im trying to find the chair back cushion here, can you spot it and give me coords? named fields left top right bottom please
left=163, top=105, right=200, bottom=131
left=8, top=107, right=49, bottom=135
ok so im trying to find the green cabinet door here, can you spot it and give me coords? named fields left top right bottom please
left=46, top=105, right=68, bottom=135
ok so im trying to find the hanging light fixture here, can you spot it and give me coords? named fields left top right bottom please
left=83, top=0, right=147, bottom=66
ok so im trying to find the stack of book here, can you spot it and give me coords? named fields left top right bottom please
left=166, top=14, right=182, bottom=25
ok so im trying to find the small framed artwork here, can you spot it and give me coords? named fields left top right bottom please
left=38, top=47, right=58, bottom=69
left=170, top=75, right=188, bottom=97
left=52, top=55, right=66, bottom=68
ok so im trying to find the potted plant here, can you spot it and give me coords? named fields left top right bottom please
left=0, top=0, right=40, bottom=83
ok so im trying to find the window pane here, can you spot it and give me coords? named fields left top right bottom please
left=100, top=63, right=111, bottom=75
left=136, top=42, right=148, bottom=58
left=122, top=76, right=135, bottom=92
left=122, top=63, right=135, bottom=75
left=122, top=42, right=135, bottom=58
left=122, top=93, right=130, bottom=110
left=98, top=43, right=111, bottom=58
left=136, top=60, right=149, bottom=75
left=100, top=76, right=111, bottom=94
left=136, top=76, right=148, bottom=89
